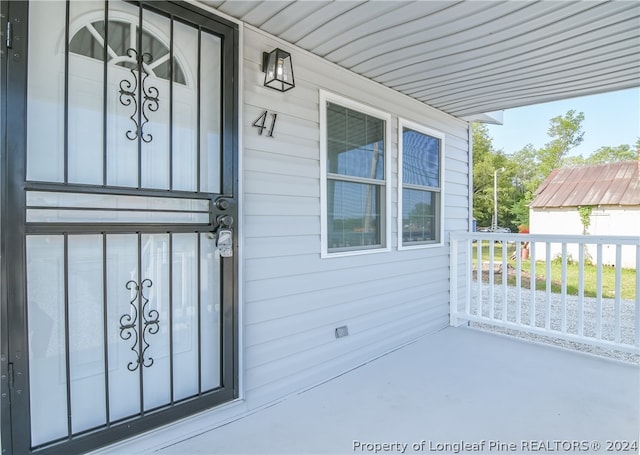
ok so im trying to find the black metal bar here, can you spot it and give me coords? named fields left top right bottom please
left=64, top=0, right=70, bottom=184
left=219, top=251, right=226, bottom=390
left=24, top=181, right=223, bottom=200
left=2, top=1, right=31, bottom=451
left=225, top=18, right=240, bottom=402
left=26, top=223, right=215, bottom=235
left=103, top=1, right=109, bottom=186
left=217, top=247, right=224, bottom=390
left=27, top=206, right=209, bottom=214
left=169, top=16, right=174, bottom=191
left=102, top=233, right=110, bottom=426
left=137, top=233, right=144, bottom=415
left=63, top=235, right=72, bottom=438
left=0, top=2, right=13, bottom=452
left=197, top=233, right=202, bottom=394
left=137, top=5, right=143, bottom=189
left=196, top=27, right=201, bottom=193
left=168, top=233, right=174, bottom=404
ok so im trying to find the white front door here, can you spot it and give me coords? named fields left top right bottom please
left=1, top=2, right=238, bottom=454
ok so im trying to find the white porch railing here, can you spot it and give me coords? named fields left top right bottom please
left=450, top=232, right=640, bottom=354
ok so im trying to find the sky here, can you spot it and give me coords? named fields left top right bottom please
left=485, top=87, right=640, bottom=158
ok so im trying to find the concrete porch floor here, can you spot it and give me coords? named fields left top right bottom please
left=106, top=327, right=639, bottom=454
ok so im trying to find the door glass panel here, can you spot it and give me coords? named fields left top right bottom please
left=172, top=234, right=199, bottom=400
left=68, top=235, right=106, bottom=433
left=141, top=234, right=171, bottom=410
left=27, top=236, right=68, bottom=445
left=200, top=233, right=221, bottom=390
left=172, top=21, right=198, bottom=192
left=106, top=234, right=140, bottom=421
left=140, top=12, right=171, bottom=190
left=68, top=1, right=105, bottom=185
left=27, top=209, right=209, bottom=224
left=199, top=31, right=222, bottom=194
left=27, top=191, right=209, bottom=210
left=26, top=2, right=66, bottom=182
left=26, top=191, right=210, bottom=224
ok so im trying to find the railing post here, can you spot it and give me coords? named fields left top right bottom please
left=489, top=240, right=495, bottom=319
left=596, top=243, right=603, bottom=340
left=476, top=240, right=482, bottom=316
left=501, top=239, right=508, bottom=322
left=450, top=235, right=459, bottom=327
left=529, top=242, right=536, bottom=327
left=515, top=240, right=522, bottom=324
left=578, top=242, right=585, bottom=336
left=465, top=238, right=471, bottom=316
left=560, top=243, right=568, bottom=333
left=636, top=244, right=639, bottom=348
left=545, top=242, right=551, bottom=330
left=614, top=244, right=622, bottom=343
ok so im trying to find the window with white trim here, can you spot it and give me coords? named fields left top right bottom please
left=321, top=92, right=390, bottom=256
left=398, top=119, right=444, bottom=248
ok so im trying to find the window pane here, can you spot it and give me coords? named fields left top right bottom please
left=68, top=3, right=104, bottom=186
left=68, top=235, right=106, bottom=434
left=69, top=26, right=102, bottom=60
left=199, top=30, right=222, bottom=193
left=328, top=180, right=381, bottom=250
left=402, top=188, right=438, bottom=244
left=27, top=235, right=68, bottom=445
left=27, top=1, right=66, bottom=182
left=402, top=128, right=440, bottom=187
left=105, top=20, right=131, bottom=61
left=327, top=102, right=384, bottom=180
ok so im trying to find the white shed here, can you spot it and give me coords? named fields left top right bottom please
left=530, top=160, right=640, bottom=268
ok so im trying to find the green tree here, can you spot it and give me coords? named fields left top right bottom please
left=472, top=124, right=519, bottom=229
left=474, top=111, right=594, bottom=230
left=539, top=109, right=585, bottom=176
left=506, top=144, right=538, bottom=228
left=562, top=144, right=636, bottom=167
left=505, top=110, right=586, bottom=227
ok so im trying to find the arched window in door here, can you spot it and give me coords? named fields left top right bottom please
left=69, top=19, right=187, bottom=85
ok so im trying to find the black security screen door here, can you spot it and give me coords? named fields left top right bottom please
left=1, top=1, right=238, bottom=454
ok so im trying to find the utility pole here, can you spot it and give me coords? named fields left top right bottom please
left=493, top=167, right=505, bottom=229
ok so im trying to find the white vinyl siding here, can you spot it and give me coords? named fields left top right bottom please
left=241, top=27, right=469, bottom=409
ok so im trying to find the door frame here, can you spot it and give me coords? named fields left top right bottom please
left=0, top=1, right=240, bottom=454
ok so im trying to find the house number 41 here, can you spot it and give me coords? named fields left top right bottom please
left=252, top=110, right=277, bottom=137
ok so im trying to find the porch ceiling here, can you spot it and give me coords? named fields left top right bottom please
left=202, top=0, right=640, bottom=118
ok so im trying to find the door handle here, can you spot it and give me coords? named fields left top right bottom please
left=216, top=214, right=234, bottom=228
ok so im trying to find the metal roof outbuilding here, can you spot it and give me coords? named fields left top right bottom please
left=530, top=160, right=640, bottom=208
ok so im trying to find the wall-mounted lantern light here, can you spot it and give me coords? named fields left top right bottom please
left=262, top=48, right=295, bottom=92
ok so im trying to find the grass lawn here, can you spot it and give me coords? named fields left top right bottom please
left=471, top=241, right=637, bottom=301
